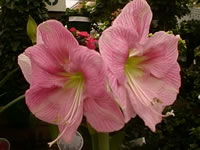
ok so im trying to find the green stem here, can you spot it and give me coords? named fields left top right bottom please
left=91, top=132, right=99, bottom=150
left=87, top=123, right=99, bottom=150
left=0, top=68, right=19, bottom=88
left=98, top=132, right=109, bottom=150
left=0, top=94, right=25, bottom=114
left=87, top=122, right=110, bottom=150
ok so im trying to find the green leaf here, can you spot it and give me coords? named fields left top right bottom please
left=0, top=94, right=25, bottom=114
left=27, top=15, right=37, bottom=44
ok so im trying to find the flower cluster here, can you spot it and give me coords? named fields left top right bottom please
left=18, top=0, right=181, bottom=147
left=69, top=27, right=98, bottom=50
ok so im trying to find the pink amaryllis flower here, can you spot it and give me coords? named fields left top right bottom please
left=18, top=20, right=124, bottom=146
left=99, top=0, right=181, bottom=131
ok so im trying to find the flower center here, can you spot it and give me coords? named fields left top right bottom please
left=125, top=53, right=145, bottom=78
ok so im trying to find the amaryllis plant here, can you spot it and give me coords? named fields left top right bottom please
left=18, top=0, right=181, bottom=149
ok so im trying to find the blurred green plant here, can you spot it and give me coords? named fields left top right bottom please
left=178, top=20, right=200, bottom=66
left=0, top=0, right=48, bottom=126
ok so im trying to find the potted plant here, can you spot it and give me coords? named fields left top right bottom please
left=64, top=1, right=96, bottom=32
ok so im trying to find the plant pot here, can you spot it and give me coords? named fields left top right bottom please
left=67, top=16, right=91, bottom=32
left=0, top=138, right=10, bottom=150
left=57, top=131, right=84, bottom=150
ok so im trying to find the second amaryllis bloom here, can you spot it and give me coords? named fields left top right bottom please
left=18, top=20, right=124, bottom=146
left=99, top=0, right=181, bottom=131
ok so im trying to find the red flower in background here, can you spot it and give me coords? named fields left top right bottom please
left=69, top=28, right=98, bottom=50
left=77, top=31, right=90, bottom=38
left=86, top=37, right=98, bottom=49
left=69, top=27, right=77, bottom=33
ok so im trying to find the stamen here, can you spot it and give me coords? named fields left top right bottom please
left=126, top=71, right=173, bottom=118
left=166, top=110, right=175, bottom=117
left=126, top=71, right=153, bottom=106
left=48, top=123, right=71, bottom=147
left=129, top=49, right=141, bottom=57
left=48, top=74, right=84, bottom=147
left=60, top=81, right=83, bottom=124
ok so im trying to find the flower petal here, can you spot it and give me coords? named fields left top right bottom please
left=108, top=71, right=136, bottom=122
left=83, top=92, right=124, bottom=132
left=99, top=26, right=139, bottom=83
left=25, top=86, right=78, bottom=125
left=113, top=0, right=152, bottom=42
left=36, top=26, right=43, bottom=44
left=125, top=77, right=164, bottom=131
left=58, top=103, right=83, bottom=143
left=126, top=64, right=180, bottom=131
left=142, top=31, right=179, bottom=78
left=157, top=63, right=181, bottom=105
left=37, top=20, right=79, bottom=64
left=18, top=53, right=32, bottom=84
left=70, top=46, right=106, bottom=97
left=129, top=89, right=164, bottom=132
left=25, top=45, right=65, bottom=87
left=25, top=44, right=64, bottom=74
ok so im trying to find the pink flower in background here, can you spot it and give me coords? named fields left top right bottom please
left=99, top=0, right=181, bottom=131
left=86, top=37, right=98, bottom=49
left=18, top=20, right=124, bottom=146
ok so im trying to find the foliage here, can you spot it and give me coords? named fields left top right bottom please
left=177, top=20, right=200, bottom=66
left=0, top=0, right=48, bottom=125
left=148, top=0, right=191, bottom=32
left=0, top=0, right=48, bottom=75
left=65, top=1, right=95, bottom=17
left=91, top=0, right=129, bottom=23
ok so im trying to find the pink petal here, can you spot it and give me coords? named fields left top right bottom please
left=30, top=58, right=66, bottom=87
left=25, top=44, right=64, bottom=74
left=58, top=103, right=83, bottom=143
left=69, top=45, right=125, bottom=132
left=126, top=77, right=164, bottom=131
left=25, top=86, right=78, bottom=125
left=83, top=93, right=124, bottom=132
left=157, top=63, right=181, bottom=105
left=108, top=71, right=136, bottom=122
left=70, top=46, right=106, bottom=97
left=113, top=0, right=152, bottom=43
left=36, top=27, right=43, bottom=44
left=142, top=31, right=179, bottom=78
left=126, top=64, right=180, bottom=131
left=99, top=26, right=139, bottom=83
left=129, top=88, right=164, bottom=132
left=37, top=20, right=79, bottom=64
left=25, top=45, right=66, bottom=87
left=18, top=53, right=32, bottom=84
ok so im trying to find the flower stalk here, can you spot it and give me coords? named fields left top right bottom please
left=97, top=132, right=109, bottom=150
left=0, top=94, right=25, bottom=114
